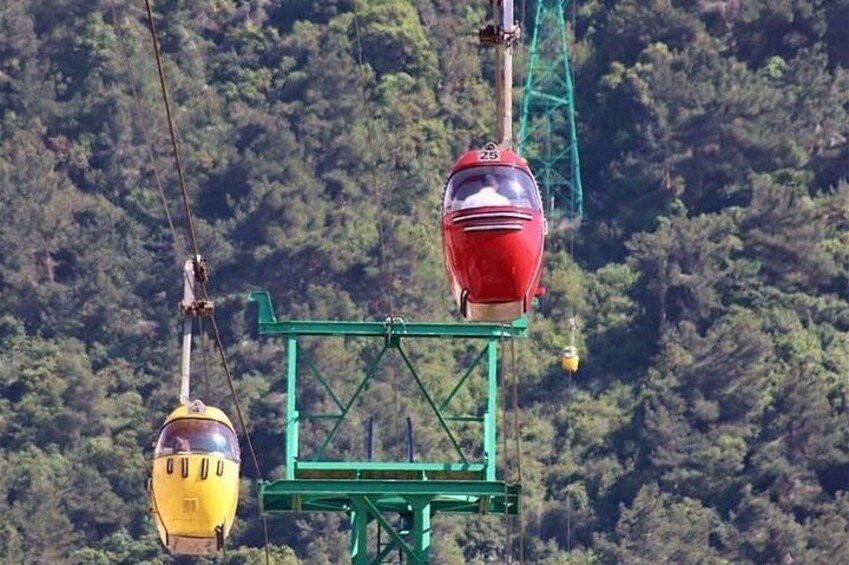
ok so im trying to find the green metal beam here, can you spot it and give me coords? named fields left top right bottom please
left=411, top=497, right=431, bottom=561
left=286, top=335, right=298, bottom=480
left=295, top=461, right=486, bottom=477
left=260, top=479, right=521, bottom=497
left=249, top=291, right=528, bottom=339
left=260, top=488, right=520, bottom=516
left=350, top=500, right=370, bottom=565
left=485, top=341, right=498, bottom=481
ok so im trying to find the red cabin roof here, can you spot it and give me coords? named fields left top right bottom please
left=450, top=142, right=532, bottom=176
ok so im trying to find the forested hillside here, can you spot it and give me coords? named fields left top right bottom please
left=1, top=0, right=848, bottom=563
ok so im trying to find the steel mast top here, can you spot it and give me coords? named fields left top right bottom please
left=518, top=0, right=584, bottom=219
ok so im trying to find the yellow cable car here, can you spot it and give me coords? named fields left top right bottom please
left=561, top=345, right=580, bottom=374
left=150, top=401, right=240, bottom=555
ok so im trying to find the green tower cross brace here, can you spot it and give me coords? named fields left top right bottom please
left=249, top=291, right=523, bottom=564
left=518, top=0, right=584, bottom=219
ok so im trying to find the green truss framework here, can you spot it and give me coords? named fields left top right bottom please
left=518, top=0, right=584, bottom=219
left=249, top=291, right=525, bottom=564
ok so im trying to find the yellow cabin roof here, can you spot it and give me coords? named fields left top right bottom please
left=162, top=401, right=235, bottom=430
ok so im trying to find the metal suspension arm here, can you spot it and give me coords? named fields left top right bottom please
left=481, top=0, right=520, bottom=148
left=178, top=256, right=214, bottom=405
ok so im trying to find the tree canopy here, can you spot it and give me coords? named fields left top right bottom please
left=0, top=0, right=847, bottom=562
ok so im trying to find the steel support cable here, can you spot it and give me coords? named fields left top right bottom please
left=566, top=369, right=574, bottom=552
left=565, top=2, right=580, bottom=552
left=142, top=0, right=201, bottom=264
left=140, top=3, right=270, bottom=562
left=566, top=2, right=579, bottom=547
left=513, top=5, right=528, bottom=557
left=352, top=0, right=396, bottom=317
left=517, top=0, right=527, bottom=109
left=351, top=0, right=404, bottom=490
left=107, top=0, right=182, bottom=256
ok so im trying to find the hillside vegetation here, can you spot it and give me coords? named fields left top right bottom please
left=0, top=0, right=848, bottom=563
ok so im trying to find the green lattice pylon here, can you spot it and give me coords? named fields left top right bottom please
left=249, top=291, right=522, bottom=564
left=518, top=0, right=584, bottom=219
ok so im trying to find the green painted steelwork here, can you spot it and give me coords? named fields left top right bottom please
left=249, top=291, right=528, bottom=338
left=250, top=291, right=524, bottom=563
left=259, top=479, right=521, bottom=514
left=518, top=0, right=584, bottom=219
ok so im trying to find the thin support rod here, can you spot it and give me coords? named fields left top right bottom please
left=313, top=345, right=391, bottom=461
left=367, top=417, right=375, bottom=462
left=374, top=538, right=399, bottom=564
left=439, top=344, right=488, bottom=411
left=406, top=417, right=414, bottom=463
left=396, top=346, right=469, bottom=464
left=299, top=344, right=346, bottom=411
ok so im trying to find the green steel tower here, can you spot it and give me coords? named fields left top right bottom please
left=250, top=292, right=522, bottom=564
left=518, top=0, right=584, bottom=219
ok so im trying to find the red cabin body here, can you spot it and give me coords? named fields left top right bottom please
left=442, top=144, right=546, bottom=322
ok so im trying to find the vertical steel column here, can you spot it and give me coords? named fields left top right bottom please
left=350, top=499, right=370, bottom=565
left=411, top=497, right=432, bottom=561
left=286, top=335, right=299, bottom=480
left=485, top=339, right=498, bottom=481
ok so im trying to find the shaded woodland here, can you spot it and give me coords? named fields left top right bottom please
left=0, top=0, right=848, bottom=563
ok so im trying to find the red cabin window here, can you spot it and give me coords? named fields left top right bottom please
left=443, top=166, right=542, bottom=213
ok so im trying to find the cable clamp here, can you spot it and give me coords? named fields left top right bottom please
left=179, top=299, right=215, bottom=317
left=192, top=255, right=210, bottom=283
left=478, top=24, right=522, bottom=47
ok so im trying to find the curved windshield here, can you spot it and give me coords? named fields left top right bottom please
left=155, top=418, right=241, bottom=462
left=443, top=166, right=541, bottom=213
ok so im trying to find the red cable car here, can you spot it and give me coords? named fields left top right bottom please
left=442, top=142, right=547, bottom=322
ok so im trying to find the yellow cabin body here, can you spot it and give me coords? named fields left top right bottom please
left=561, top=346, right=580, bottom=373
left=150, top=404, right=241, bottom=555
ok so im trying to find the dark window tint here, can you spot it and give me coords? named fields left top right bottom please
left=156, top=418, right=241, bottom=462
left=444, top=166, right=541, bottom=212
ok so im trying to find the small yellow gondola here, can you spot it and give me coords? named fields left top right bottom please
left=561, top=345, right=580, bottom=373
left=150, top=401, right=240, bottom=555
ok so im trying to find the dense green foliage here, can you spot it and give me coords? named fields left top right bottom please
left=0, top=0, right=847, bottom=562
